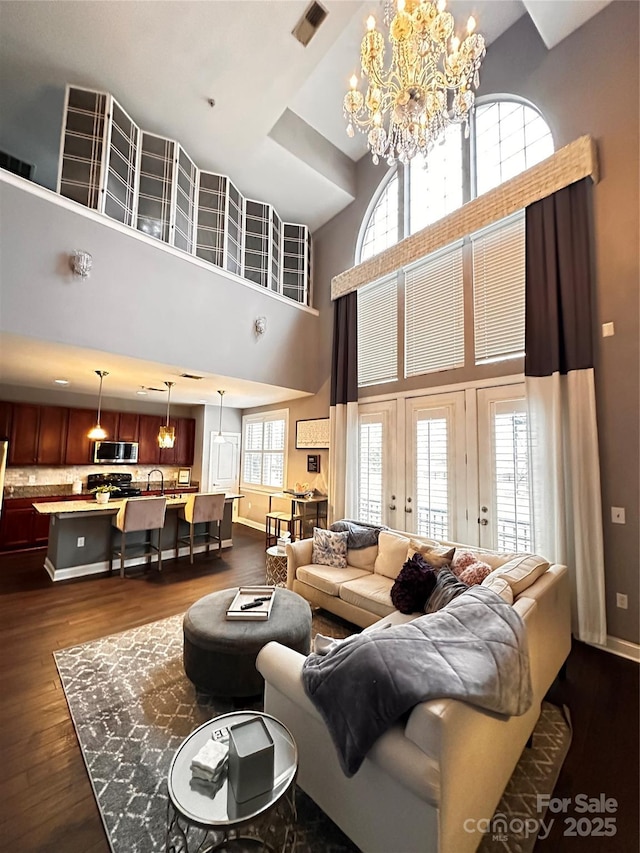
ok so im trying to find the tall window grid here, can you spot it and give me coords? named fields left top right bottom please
left=241, top=411, right=287, bottom=490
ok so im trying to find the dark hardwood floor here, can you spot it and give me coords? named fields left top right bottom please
left=0, top=526, right=637, bottom=852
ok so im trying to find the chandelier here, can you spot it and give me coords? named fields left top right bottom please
left=158, top=381, right=176, bottom=449
left=343, top=0, right=485, bottom=165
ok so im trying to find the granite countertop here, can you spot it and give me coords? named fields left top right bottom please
left=33, top=493, right=243, bottom=514
left=5, top=481, right=200, bottom=500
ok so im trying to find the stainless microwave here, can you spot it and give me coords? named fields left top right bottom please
left=93, top=441, right=139, bottom=464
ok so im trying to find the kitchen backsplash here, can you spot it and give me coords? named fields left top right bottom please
left=4, top=465, right=183, bottom=494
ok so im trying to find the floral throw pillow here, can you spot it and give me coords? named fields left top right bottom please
left=312, top=528, right=349, bottom=568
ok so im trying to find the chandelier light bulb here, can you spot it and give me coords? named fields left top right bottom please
left=397, top=0, right=405, bottom=12
left=350, top=74, right=358, bottom=89
left=366, top=15, right=376, bottom=31
left=437, top=0, right=447, bottom=12
left=451, top=36, right=460, bottom=53
left=467, top=16, right=476, bottom=34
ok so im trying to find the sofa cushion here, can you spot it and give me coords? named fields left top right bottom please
left=312, top=528, right=349, bottom=568
left=347, top=544, right=378, bottom=570
left=374, top=531, right=411, bottom=579
left=484, top=554, right=550, bottom=596
left=425, top=566, right=469, bottom=613
left=391, top=554, right=438, bottom=614
left=408, top=539, right=455, bottom=568
left=296, top=564, right=371, bottom=597
left=339, top=573, right=395, bottom=617
left=482, top=574, right=514, bottom=605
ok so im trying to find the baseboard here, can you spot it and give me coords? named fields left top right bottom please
left=592, top=635, right=640, bottom=663
left=236, top=516, right=266, bottom=533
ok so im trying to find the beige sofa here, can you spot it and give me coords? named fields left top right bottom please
left=257, top=528, right=571, bottom=853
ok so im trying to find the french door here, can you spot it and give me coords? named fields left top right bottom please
left=357, top=382, right=533, bottom=550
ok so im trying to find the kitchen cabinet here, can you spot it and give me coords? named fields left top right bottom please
left=0, top=495, right=86, bottom=552
left=65, top=408, right=118, bottom=465
left=9, top=404, right=68, bottom=465
left=137, top=414, right=163, bottom=465
left=0, top=400, right=12, bottom=440
left=175, top=417, right=195, bottom=467
left=117, top=412, right=139, bottom=442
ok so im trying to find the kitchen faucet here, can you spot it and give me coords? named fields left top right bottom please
left=147, top=469, right=164, bottom=495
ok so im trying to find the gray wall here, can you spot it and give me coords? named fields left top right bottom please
left=0, top=182, right=322, bottom=396
left=294, top=2, right=639, bottom=644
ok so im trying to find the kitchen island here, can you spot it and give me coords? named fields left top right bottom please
left=34, top=493, right=242, bottom=581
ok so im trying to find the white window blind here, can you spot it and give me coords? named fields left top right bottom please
left=358, top=275, right=398, bottom=387
left=415, top=413, right=449, bottom=540
left=359, top=418, right=384, bottom=525
left=493, top=402, right=531, bottom=552
left=405, top=242, right=464, bottom=377
left=472, top=212, right=525, bottom=364
left=241, top=410, right=287, bottom=489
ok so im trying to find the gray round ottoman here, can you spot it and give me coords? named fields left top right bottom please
left=183, top=587, right=312, bottom=697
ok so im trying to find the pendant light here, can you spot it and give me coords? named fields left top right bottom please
left=213, top=390, right=225, bottom=444
left=158, top=381, right=176, bottom=448
left=87, top=370, right=109, bottom=440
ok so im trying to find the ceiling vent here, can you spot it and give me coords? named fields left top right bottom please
left=292, top=1, right=328, bottom=47
left=180, top=373, right=204, bottom=380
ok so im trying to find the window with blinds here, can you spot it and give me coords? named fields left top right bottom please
left=493, top=404, right=531, bottom=552
left=472, top=212, right=526, bottom=365
left=241, top=410, right=287, bottom=489
left=405, top=242, right=464, bottom=377
left=358, top=275, right=398, bottom=386
left=359, top=419, right=384, bottom=525
left=415, top=414, right=449, bottom=540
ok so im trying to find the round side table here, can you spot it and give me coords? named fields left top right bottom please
left=166, top=711, right=297, bottom=852
left=266, top=546, right=288, bottom=587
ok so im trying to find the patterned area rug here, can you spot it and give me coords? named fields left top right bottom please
left=55, top=611, right=570, bottom=853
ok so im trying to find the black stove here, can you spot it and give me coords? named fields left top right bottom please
left=87, top=472, right=142, bottom=497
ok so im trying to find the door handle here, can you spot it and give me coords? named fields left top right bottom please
left=405, top=507, right=412, bottom=513
left=389, top=504, right=396, bottom=510
left=478, top=518, right=488, bottom=526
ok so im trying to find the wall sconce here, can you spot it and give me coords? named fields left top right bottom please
left=70, top=250, right=93, bottom=279
left=254, top=316, right=267, bottom=337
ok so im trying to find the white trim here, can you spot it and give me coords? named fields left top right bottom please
left=589, top=635, right=640, bottom=663
left=235, top=516, right=266, bottom=533
left=44, top=540, right=233, bottom=581
left=0, top=170, right=319, bottom=316
left=360, top=373, right=525, bottom=405
left=240, top=408, right=289, bottom=493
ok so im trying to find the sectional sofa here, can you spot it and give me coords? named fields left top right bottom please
left=256, top=528, right=571, bottom=853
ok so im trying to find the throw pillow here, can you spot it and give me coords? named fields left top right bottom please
left=374, top=531, right=411, bottom=579
left=407, top=539, right=455, bottom=569
left=311, top=528, right=349, bottom=569
left=425, top=566, right=469, bottom=613
left=483, top=554, right=550, bottom=596
left=459, top=561, right=492, bottom=586
left=451, top=549, right=478, bottom=577
left=390, top=554, right=438, bottom=614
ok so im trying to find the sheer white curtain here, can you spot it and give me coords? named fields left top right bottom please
left=525, top=179, right=606, bottom=645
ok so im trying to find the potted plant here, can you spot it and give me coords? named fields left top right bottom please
left=90, top=484, right=119, bottom=504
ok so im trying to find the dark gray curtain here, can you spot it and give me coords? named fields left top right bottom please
left=329, top=291, right=358, bottom=522
left=524, top=176, right=606, bottom=644
left=330, top=291, right=358, bottom=406
left=525, top=177, right=594, bottom=377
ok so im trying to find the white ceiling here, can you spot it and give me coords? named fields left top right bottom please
left=0, top=333, right=311, bottom=409
left=0, top=0, right=611, bottom=409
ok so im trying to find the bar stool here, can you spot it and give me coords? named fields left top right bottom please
left=265, top=495, right=302, bottom=549
left=110, top=497, right=167, bottom=578
left=175, top=492, right=225, bottom=564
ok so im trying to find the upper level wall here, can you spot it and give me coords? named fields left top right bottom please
left=0, top=176, right=322, bottom=395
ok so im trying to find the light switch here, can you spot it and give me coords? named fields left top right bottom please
left=611, top=507, right=626, bottom=524
left=602, top=322, right=615, bottom=337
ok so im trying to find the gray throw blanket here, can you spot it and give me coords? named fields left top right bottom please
left=302, top=586, right=532, bottom=776
left=330, top=519, right=387, bottom=549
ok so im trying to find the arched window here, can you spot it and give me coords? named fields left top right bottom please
left=474, top=100, right=554, bottom=196
left=356, top=96, right=554, bottom=263
left=359, top=171, right=399, bottom=262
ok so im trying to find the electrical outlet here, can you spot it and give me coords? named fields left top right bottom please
left=28, top=475, right=36, bottom=485
left=602, top=322, right=615, bottom=337
left=616, top=593, right=628, bottom=610
left=611, top=507, right=626, bottom=524
left=77, top=536, right=85, bottom=548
